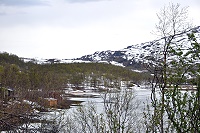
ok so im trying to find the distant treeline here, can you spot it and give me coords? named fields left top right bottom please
left=0, top=52, right=150, bottom=98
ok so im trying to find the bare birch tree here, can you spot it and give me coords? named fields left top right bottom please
left=144, top=3, right=193, bottom=133
left=65, top=89, right=142, bottom=133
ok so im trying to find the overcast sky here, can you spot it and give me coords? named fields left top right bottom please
left=0, top=0, right=200, bottom=59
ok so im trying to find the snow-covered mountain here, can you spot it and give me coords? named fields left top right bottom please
left=21, top=26, right=200, bottom=70
left=76, top=26, right=200, bottom=69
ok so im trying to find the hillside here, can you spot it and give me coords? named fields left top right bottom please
left=16, top=26, right=200, bottom=71
left=76, top=26, right=200, bottom=69
left=0, top=52, right=149, bottom=93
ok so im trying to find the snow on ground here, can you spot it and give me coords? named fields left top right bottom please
left=109, top=61, right=124, bottom=67
left=61, top=59, right=91, bottom=63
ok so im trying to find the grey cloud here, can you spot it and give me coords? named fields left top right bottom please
left=0, top=12, right=6, bottom=15
left=65, top=0, right=110, bottom=3
left=0, top=0, right=48, bottom=6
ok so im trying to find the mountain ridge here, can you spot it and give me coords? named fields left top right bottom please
left=19, top=26, right=200, bottom=69
left=75, top=26, right=200, bottom=69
